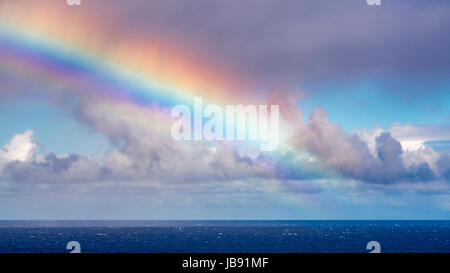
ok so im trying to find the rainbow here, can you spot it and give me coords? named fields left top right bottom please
left=0, top=1, right=250, bottom=109
left=0, top=1, right=293, bottom=150
left=0, top=23, right=209, bottom=107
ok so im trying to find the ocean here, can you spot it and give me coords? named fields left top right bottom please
left=0, top=221, right=449, bottom=253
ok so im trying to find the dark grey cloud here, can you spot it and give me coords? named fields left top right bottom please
left=2, top=154, right=104, bottom=183
left=38, top=153, right=80, bottom=172
left=437, top=153, right=450, bottom=181
left=94, top=0, right=450, bottom=86
left=375, top=132, right=405, bottom=181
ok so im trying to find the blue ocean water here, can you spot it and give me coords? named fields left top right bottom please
left=0, top=221, right=448, bottom=253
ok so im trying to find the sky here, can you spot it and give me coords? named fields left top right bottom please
left=0, top=0, right=449, bottom=220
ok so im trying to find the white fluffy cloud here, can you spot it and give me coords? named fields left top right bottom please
left=358, top=123, right=450, bottom=153
left=0, top=130, right=37, bottom=162
left=270, top=94, right=450, bottom=185
left=0, top=90, right=448, bottom=197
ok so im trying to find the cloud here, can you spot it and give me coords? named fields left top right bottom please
left=375, top=132, right=405, bottom=182
left=357, top=123, right=450, bottom=175
left=6, top=0, right=447, bottom=95
left=0, top=130, right=37, bottom=163
left=283, top=102, right=450, bottom=185
left=0, top=131, right=105, bottom=184
left=437, top=154, right=450, bottom=181
left=2, top=155, right=103, bottom=184
left=92, top=0, right=450, bottom=85
left=390, top=123, right=450, bottom=151
left=0, top=122, right=276, bottom=185
left=1, top=0, right=449, bottom=198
